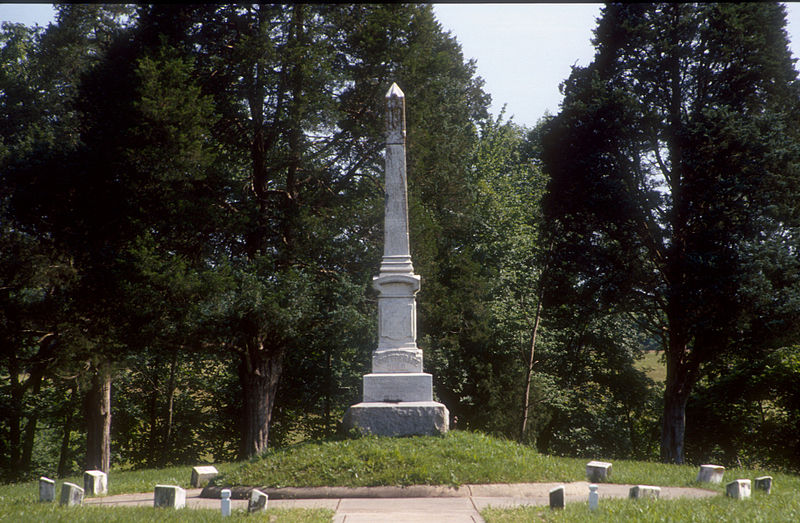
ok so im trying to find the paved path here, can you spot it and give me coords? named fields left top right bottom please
left=85, top=482, right=717, bottom=522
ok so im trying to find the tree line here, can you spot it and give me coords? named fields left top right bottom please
left=2, top=3, right=799, bottom=482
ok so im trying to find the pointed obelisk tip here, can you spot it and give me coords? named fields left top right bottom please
left=386, top=82, right=404, bottom=99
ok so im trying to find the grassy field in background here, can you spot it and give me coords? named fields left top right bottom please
left=637, top=350, right=666, bottom=383
left=2, top=431, right=798, bottom=522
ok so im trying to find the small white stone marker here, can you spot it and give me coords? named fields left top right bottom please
left=39, top=477, right=56, bottom=502
left=191, top=465, right=219, bottom=487
left=154, top=484, right=186, bottom=509
left=83, top=469, right=107, bottom=496
left=586, top=460, right=612, bottom=482
left=549, top=485, right=565, bottom=509
left=588, top=484, right=599, bottom=511
left=59, top=482, right=84, bottom=506
left=220, top=488, right=232, bottom=516
left=754, top=476, right=772, bottom=494
left=249, top=489, right=269, bottom=513
left=629, top=485, right=661, bottom=499
left=696, top=464, right=725, bottom=483
left=726, top=479, right=751, bottom=499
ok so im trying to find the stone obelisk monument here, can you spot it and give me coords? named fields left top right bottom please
left=343, top=83, right=449, bottom=436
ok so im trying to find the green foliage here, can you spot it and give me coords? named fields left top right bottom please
left=1, top=3, right=500, bottom=474
left=687, top=345, right=800, bottom=471
left=541, top=2, right=800, bottom=463
left=5, top=0, right=800, bottom=479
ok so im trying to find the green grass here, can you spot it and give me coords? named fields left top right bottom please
left=482, top=488, right=800, bottom=522
left=222, top=431, right=590, bottom=488
left=636, top=350, right=666, bottom=383
left=3, top=431, right=799, bottom=522
left=0, top=466, right=332, bottom=522
left=0, top=504, right=333, bottom=523
left=220, top=431, right=792, bottom=492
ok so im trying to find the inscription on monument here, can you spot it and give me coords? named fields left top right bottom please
left=373, top=350, right=423, bottom=373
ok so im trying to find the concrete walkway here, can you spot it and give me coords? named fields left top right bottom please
left=85, top=482, right=718, bottom=522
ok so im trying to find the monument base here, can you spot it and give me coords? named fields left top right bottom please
left=343, top=401, right=449, bottom=437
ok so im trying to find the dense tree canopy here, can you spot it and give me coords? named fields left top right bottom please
left=541, top=2, right=800, bottom=463
left=3, top=3, right=800, bottom=480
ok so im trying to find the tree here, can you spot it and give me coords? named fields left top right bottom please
left=4, top=4, right=494, bottom=467
left=541, top=3, right=800, bottom=463
left=466, top=113, right=549, bottom=439
left=0, top=7, right=135, bottom=478
left=132, top=4, right=491, bottom=456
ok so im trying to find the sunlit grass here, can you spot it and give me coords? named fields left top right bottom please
left=0, top=467, right=331, bottom=522
left=3, top=431, right=798, bottom=522
left=482, top=487, right=800, bottom=522
left=636, top=350, right=666, bottom=383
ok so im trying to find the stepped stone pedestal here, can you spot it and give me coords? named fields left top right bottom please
left=343, top=83, right=448, bottom=436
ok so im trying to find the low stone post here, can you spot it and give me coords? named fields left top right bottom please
left=191, top=465, right=219, bottom=487
left=586, top=461, right=612, bottom=482
left=221, top=488, right=231, bottom=516
left=588, top=484, right=599, bottom=511
left=549, top=485, right=565, bottom=509
left=60, top=482, right=84, bottom=506
left=83, top=470, right=107, bottom=496
left=754, top=476, right=772, bottom=494
left=629, top=485, right=661, bottom=499
left=154, top=485, right=186, bottom=509
left=726, top=479, right=751, bottom=499
left=249, top=489, right=269, bottom=513
left=39, top=477, right=56, bottom=502
left=696, top=464, right=724, bottom=483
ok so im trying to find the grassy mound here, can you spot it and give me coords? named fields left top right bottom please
left=219, top=430, right=793, bottom=492
left=223, top=430, right=584, bottom=488
left=3, top=431, right=799, bottom=521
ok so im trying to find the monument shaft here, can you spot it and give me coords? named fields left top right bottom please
left=381, top=83, right=414, bottom=274
left=343, top=83, right=449, bottom=436
left=373, top=83, right=421, bottom=371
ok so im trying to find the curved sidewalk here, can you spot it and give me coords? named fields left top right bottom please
left=85, top=482, right=717, bottom=523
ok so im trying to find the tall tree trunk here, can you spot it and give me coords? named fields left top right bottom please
left=519, top=294, right=543, bottom=442
left=20, top=371, right=43, bottom=471
left=325, top=349, right=333, bottom=435
left=520, top=242, right=552, bottom=442
left=85, top=359, right=111, bottom=473
left=147, top=354, right=160, bottom=467
left=160, top=351, right=178, bottom=467
left=660, top=339, right=691, bottom=464
left=57, top=387, right=75, bottom=478
left=7, top=354, right=22, bottom=473
left=239, top=343, right=284, bottom=458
